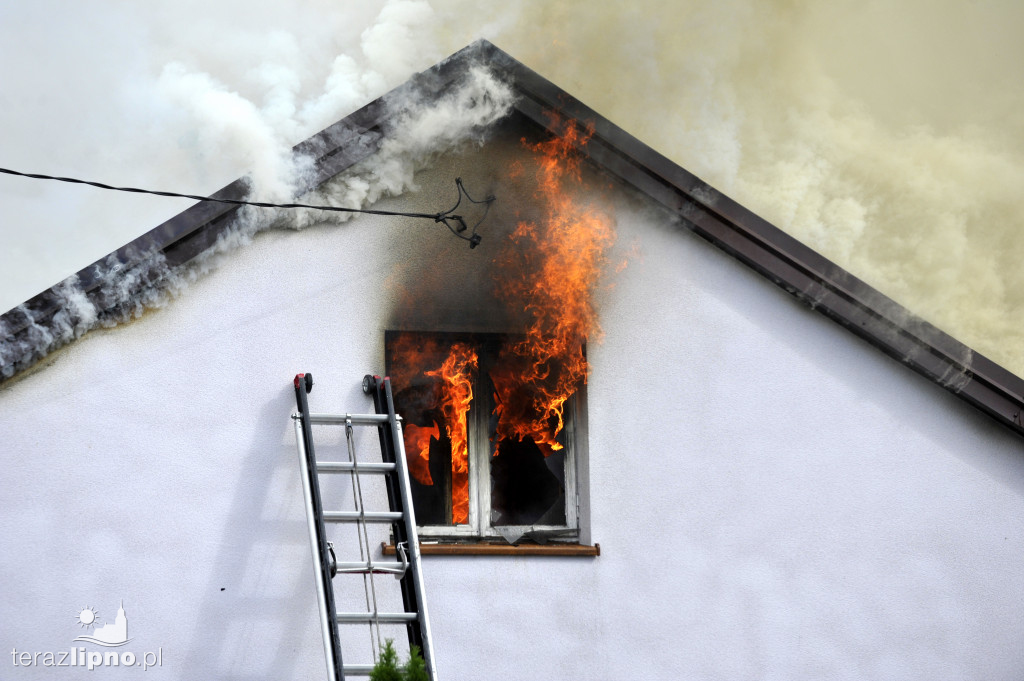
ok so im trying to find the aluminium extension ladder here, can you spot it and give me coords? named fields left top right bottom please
left=292, top=372, right=437, bottom=680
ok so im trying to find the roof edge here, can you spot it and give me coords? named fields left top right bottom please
left=2, top=40, right=1022, bottom=440
left=478, top=40, right=1024, bottom=438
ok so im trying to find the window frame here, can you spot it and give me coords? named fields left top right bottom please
left=386, top=330, right=582, bottom=543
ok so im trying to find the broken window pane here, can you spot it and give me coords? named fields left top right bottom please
left=490, top=437, right=566, bottom=526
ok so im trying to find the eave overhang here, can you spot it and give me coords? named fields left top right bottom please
left=2, top=40, right=1022, bottom=440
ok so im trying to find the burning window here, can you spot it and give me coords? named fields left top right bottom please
left=385, top=118, right=614, bottom=544
left=387, top=330, right=583, bottom=541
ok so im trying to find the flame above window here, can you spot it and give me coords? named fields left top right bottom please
left=388, top=118, right=615, bottom=529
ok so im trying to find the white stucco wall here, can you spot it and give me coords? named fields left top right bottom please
left=2, top=132, right=1024, bottom=680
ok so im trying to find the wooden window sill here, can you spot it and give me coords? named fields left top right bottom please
left=381, top=541, right=600, bottom=557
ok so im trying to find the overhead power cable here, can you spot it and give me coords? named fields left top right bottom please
left=0, top=166, right=494, bottom=247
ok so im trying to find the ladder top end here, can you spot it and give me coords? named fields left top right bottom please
left=294, top=373, right=314, bottom=393
left=361, top=374, right=385, bottom=393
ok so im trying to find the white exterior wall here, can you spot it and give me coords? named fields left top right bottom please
left=3, top=143, right=1024, bottom=680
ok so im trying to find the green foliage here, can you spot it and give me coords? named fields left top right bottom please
left=369, top=639, right=428, bottom=681
left=404, top=645, right=429, bottom=681
left=369, top=640, right=402, bottom=681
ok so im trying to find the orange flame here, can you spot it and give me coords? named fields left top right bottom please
left=490, top=118, right=615, bottom=456
left=389, top=335, right=445, bottom=482
left=425, top=343, right=478, bottom=524
left=403, top=422, right=438, bottom=486
left=388, top=117, right=616, bottom=521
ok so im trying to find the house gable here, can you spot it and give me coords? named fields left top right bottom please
left=1, top=40, right=1021, bottom=441
left=2, top=43, right=1024, bottom=679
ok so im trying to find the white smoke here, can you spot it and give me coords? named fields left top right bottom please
left=0, top=28, right=513, bottom=381
left=455, top=0, right=1024, bottom=376
left=286, top=65, right=515, bottom=232
left=0, top=0, right=448, bottom=313
left=2, top=0, right=1023, bottom=377
left=0, top=250, right=173, bottom=379
left=155, top=63, right=310, bottom=203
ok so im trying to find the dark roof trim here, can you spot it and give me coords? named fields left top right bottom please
left=467, top=42, right=1024, bottom=437
left=0, top=48, right=476, bottom=355
left=3, top=41, right=1023, bottom=439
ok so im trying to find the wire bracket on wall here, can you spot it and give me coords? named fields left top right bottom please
left=437, top=177, right=494, bottom=248
left=0, top=166, right=496, bottom=248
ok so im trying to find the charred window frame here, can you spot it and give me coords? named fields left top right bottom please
left=386, top=330, right=582, bottom=543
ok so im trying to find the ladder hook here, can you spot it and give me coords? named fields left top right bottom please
left=395, top=541, right=409, bottom=581
left=327, top=541, right=337, bottom=578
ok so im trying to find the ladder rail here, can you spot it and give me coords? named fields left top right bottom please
left=382, top=377, right=439, bottom=678
left=292, top=374, right=344, bottom=681
left=364, top=376, right=426, bottom=655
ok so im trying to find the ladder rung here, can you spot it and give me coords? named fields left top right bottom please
left=334, top=561, right=408, bottom=576
left=308, top=413, right=399, bottom=426
left=324, top=511, right=403, bottom=523
left=316, top=461, right=396, bottom=474
left=336, top=612, right=418, bottom=624
left=342, top=664, right=375, bottom=676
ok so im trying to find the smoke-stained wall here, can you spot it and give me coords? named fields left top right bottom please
left=2, top=132, right=1023, bottom=679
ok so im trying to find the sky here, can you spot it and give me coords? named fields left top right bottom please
left=1, top=0, right=1022, bottom=375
